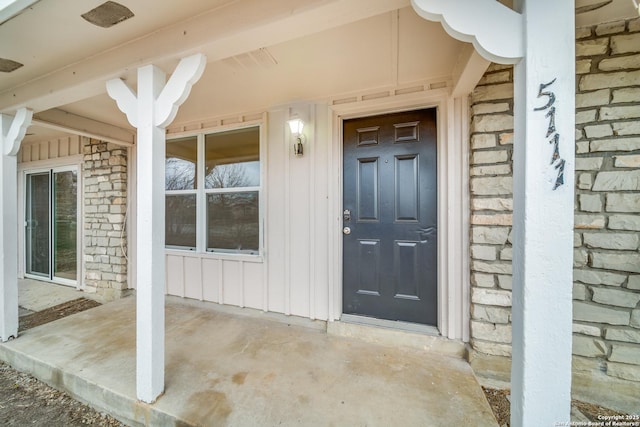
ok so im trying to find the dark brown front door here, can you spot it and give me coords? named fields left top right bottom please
left=342, top=108, right=437, bottom=325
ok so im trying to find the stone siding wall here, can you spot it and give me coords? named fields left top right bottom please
left=469, top=18, right=640, bottom=383
left=83, top=139, right=128, bottom=300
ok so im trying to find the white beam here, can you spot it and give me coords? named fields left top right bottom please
left=411, top=0, right=523, bottom=63
left=0, top=108, right=32, bottom=342
left=107, top=54, right=206, bottom=403
left=33, top=109, right=135, bottom=147
left=511, top=0, right=575, bottom=425
left=451, top=44, right=491, bottom=98
left=0, top=0, right=408, bottom=114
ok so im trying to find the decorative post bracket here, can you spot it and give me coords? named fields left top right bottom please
left=0, top=107, right=33, bottom=342
left=2, top=108, right=33, bottom=156
left=411, top=0, right=523, bottom=64
left=107, top=53, right=206, bottom=129
left=106, top=53, right=206, bottom=404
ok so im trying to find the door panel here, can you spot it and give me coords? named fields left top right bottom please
left=343, top=108, right=437, bottom=326
left=357, top=158, right=379, bottom=221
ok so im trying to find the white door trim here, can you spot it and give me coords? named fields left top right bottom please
left=327, top=88, right=470, bottom=341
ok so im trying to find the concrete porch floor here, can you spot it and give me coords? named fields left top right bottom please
left=1, top=281, right=498, bottom=426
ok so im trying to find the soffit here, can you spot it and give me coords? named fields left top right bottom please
left=49, top=7, right=461, bottom=140
left=0, top=0, right=230, bottom=90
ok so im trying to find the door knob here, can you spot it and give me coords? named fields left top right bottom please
left=343, top=227, right=351, bottom=235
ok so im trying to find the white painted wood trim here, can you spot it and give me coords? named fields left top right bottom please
left=260, top=113, right=269, bottom=312
left=411, top=0, right=523, bottom=63
left=127, top=145, right=137, bottom=290
left=3, top=109, right=32, bottom=156
left=283, top=110, right=292, bottom=316
left=196, top=133, right=206, bottom=253
left=458, top=96, right=471, bottom=343
left=0, top=110, right=29, bottom=340
left=308, top=104, right=317, bottom=321
left=327, top=88, right=469, bottom=340
left=32, top=109, right=134, bottom=146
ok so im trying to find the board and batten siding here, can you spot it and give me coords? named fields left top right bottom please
left=164, top=104, right=331, bottom=320
left=19, top=136, right=83, bottom=163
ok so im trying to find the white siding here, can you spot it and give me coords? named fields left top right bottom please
left=165, top=252, right=267, bottom=310
left=19, top=136, right=82, bottom=163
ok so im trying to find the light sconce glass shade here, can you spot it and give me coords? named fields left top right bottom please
left=287, top=118, right=304, bottom=135
left=287, top=118, right=305, bottom=156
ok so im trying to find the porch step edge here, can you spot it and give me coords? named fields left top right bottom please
left=0, top=343, right=183, bottom=427
left=327, top=320, right=468, bottom=359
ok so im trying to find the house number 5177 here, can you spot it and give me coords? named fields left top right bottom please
left=534, top=78, right=565, bottom=190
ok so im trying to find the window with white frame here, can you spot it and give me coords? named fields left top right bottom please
left=165, top=126, right=261, bottom=255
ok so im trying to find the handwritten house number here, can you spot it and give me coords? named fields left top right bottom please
left=534, top=78, right=565, bottom=190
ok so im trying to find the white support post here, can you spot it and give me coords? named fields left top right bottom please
left=0, top=108, right=33, bottom=342
left=107, top=54, right=206, bottom=403
left=511, top=1, right=575, bottom=425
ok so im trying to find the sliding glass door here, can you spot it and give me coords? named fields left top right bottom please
left=25, top=167, right=78, bottom=285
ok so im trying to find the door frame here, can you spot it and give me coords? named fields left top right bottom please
left=327, top=88, right=471, bottom=341
left=18, top=156, right=84, bottom=288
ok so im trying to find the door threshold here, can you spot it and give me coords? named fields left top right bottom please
left=340, top=314, right=440, bottom=335
left=328, top=314, right=467, bottom=359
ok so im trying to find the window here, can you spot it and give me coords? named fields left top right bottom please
left=165, top=126, right=261, bottom=255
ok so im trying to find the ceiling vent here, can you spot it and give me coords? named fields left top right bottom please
left=0, top=58, right=23, bottom=72
left=81, top=1, right=134, bottom=28
left=222, top=48, right=278, bottom=71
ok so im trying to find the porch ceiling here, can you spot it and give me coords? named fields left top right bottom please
left=4, top=0, right=464, bottom=145
left=3, top=0, right=638, bottom=145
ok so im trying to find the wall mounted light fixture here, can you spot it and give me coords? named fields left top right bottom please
left=287, top=117, right=305, bottom=156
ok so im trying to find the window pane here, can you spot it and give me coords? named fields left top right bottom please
left=207, top=192, right=259, bottom=253
left=166, top=194, right=197, bottom=248
left=26, top=172, right=50, bottom=277
left=166, top=136, right=197, bottom=190
left=205, top=127, right=260, bottom=189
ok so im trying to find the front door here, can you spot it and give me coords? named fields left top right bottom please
left=342, top=108, right=437, bottom=326
left=25, top=167, right=78, bottom=285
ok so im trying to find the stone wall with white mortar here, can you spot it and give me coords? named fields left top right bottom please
left=469, top=18, right=640, bottom=384
left=83, top=139, right=128, bottom=300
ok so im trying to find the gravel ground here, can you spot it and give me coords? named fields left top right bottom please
left=1, top=298, right=126, bottom=426
left=482, top=386, right=629, bottom=426
left=0, top=361, right=126, bottom=427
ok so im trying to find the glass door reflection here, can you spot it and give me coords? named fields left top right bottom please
left=26, top=172, right=50, bottom=278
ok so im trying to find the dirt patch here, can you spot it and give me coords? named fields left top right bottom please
left=0, top=362, right=126, bottom=426
left=19, top=298, right=101, bottom=332
left=482, top=386, right=629, bottom=426
left=0, top=298, right=123, bottom=426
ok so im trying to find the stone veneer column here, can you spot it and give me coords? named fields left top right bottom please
left=83, top=138, right=128, bottom=300
left=469, top=17, right=640, bottom=389
left=468, top=63, right=515, bottom=358
left=572, top=18, right=640, bottom=383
